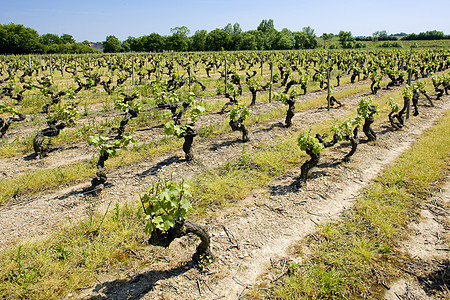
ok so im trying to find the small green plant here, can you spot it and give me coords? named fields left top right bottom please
left=163, top=93, right=205, bottom=161
left=402, top=85, right=413, bottom=101
left=273, top=87, right=300, bottom=105
left=141, top=174, right=213, bottom=263
left=141, top=175, right=192, bottom=234
left=6, top=246, right=40, bottom=285
left=228, top=105, right=251, bottom=142
left=0, top=102, right=26, bottom=138
left=246, top=77, right=261, bottom=106
left=296, top=130, right=323, bottom=185
left=330, top=118, right=357, bottom=141
left=0, top=103, right=22, bottom=117
left=89, top=133, right=135, bottom=158
left=357, top=96, right=377, bottom=120
left=48, top=98, right=79, bottom=127
left=89, top=133, right=135, bottom=193
left=298, top=130, right=324, bottom=155
left=330, top=117, right=361, bottom=161
left=150, top=79, right=179, bottom=105
left=114, top=90, right=141, bottom=113
left=387, top=97, right=399, bottom=114
left=273, top=87, right=300, bottom=127
left=387, top=96, right=405, bottom=130
left=370, top=71, right=382, bottom=94
left=357, top=97, right=378, bottom=141
left=229, top=105, right=251, bottom=123
left=55, top=244, right=70, bottom=260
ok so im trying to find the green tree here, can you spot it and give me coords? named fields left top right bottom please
left=103, top=35, right=122, bottom=53
left=294, top=27, right=318, bottom=49
left=338, top=30, right=354, bottom=48
left=276, top=28, right=294, bottom=50
left=167, top=26, right=189, bottom=51
left=166, top=34, right=188, bottom=51
left=142, top=33, right=165, bottom=52
left=170, top=26, right=190, bottom=39
left=256, top=19, right=278, bottom=49
left=223, top=22, right=243, bottom=50
left=239, top=31, right=261, bottom=50
left=60, top=33, right=75, bottom=44
left=223, top=23, right=233, bottom=35
left=122, top=36, right=142, bottom=52
left=190, top=30, right=207, bottom=51
left=257, top=19, right=274, bottom=33
left=206, top=29, right=232, bottom=51
left=39, top=33, right=62, bottom=45
left=0, top=23, right=40, bottom=54
left=321, top=32, right=333, bottom=48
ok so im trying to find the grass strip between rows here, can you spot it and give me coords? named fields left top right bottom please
left=258, top=109, right=450, bottom=299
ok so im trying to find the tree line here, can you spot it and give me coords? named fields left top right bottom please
left=105, top=20, right=319, bottom=53
left=0, top=23, right=98, bottom=54
left=1, top=20, right=448, bottom=55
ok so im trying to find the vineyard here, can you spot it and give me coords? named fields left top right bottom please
left=0, top=49, right=449, bottom=299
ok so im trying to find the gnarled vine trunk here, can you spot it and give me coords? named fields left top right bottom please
left=229, top=117, right=249, bottom=142
left=315, top=133, right=338, bottom=148
left=180, top=126, right=198, bottom=161
left=91, top=152, right=109, bottom=194
left=0, top=113, right=26, bottom=138
left=114, top=109, right=139, bottom=138
left=41, top=91, right=66, bottom=113
left=220, top=94, right=239, bottom=114
left=298, top=147, right=320, bottom=184
left=329, top=96, right=343, bottom=108
left=33, top=121, right=66, bottom=158
left=343, top=127, right=359, bottom=162
left=412, top=91, right=420, bottom=116
left=285, top=98, right=295, bottom=128
left=435, top=87, right=444, bottom=100
left=249, top=89, right=257, bottom=106
left=363, top=106, right=377, bottom=141
left=149, top=220, right=214, bottom=264
left=370, top=82, right=380, bottom=95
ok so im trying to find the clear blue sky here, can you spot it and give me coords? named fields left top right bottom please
left=1, top=0, right=449, bottom=42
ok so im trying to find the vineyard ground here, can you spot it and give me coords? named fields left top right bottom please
left=71, top=97, right=448, bottom=299
left=0, top=73, right=449, bottom=298
left=0, top=77, right=380, bottom=245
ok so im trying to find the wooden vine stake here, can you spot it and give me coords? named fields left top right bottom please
left=224, top=57, right=228, bottom=94
left=132, top=55, right=135, bottom=85
left=49, top=54, right=53, bottom=75
left=269, top=62, right=273, bottom=102
left=60, top=55, right=63, bottom=76
left=406, top=47, right=413, bottom=120
left=327, top=51, right=331, bottom=111
left=188, top=66, right=191, bottom=91
left=260, top=56, right=264, bottom=76
left=74, top=54, right=77, bottom=75
left=89, top=53, right=92, bottom=76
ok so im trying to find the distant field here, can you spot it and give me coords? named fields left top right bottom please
left=318, top=37, right=450, bottom=49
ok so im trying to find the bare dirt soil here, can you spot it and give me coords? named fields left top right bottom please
left=384, top=180, right=449, bottom=300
